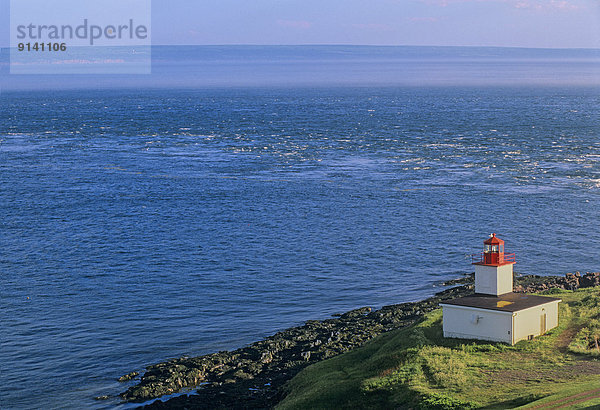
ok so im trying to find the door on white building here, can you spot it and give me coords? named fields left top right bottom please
left=540, top=313, right=547, bottom=334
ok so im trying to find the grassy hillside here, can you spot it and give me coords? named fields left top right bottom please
left=277, top=288, right=600, bottom=410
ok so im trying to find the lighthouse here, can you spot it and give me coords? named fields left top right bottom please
left=440, top=234, right=561, bottom=345
left=474, top=233, right=515, bottom=296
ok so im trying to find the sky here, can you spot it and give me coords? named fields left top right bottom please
left=1, top=0, right=600, bottom=48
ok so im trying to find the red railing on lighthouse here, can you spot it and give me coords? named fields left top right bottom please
left=471, top=252, right=516, bottom=265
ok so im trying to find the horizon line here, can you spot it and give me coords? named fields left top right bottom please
left=1, top=44, right=600, bottom=51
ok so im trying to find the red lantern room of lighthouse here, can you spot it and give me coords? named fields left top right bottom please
left=479, top=233, right=516, bottom=266
left=472, top=234, right=516, bottom=296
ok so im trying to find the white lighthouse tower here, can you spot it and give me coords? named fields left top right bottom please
left=440, top=234, right=561, bottom=345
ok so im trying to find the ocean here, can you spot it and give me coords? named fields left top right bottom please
left=1, top=46, right=599, bottom=409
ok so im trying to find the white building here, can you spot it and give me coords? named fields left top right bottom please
left=440, top=234, right=561, bottom=345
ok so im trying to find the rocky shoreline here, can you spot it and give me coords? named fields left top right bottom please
left=113, top=272, right=600, bottom=409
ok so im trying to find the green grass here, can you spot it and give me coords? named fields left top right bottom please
left=516, top=379, right=600, bottom=409
left=277, top=288, right=600, bottom=410
left=565, top=293, right=600, bottom=357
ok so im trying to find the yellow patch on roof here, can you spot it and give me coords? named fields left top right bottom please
left=497, top=301, right=514, bottom=308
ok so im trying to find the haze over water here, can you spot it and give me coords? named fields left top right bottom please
left=1, top=45, right=600, bottom=90
left=1, top=46, right=599, bottom=408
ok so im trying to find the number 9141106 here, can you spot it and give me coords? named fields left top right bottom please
left=18, top=43, right=67, bottom=52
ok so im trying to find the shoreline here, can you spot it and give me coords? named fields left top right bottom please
left=114, top=271, right=599, bottom=409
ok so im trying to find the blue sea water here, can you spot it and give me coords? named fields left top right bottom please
left=1, top=46, right=600, bottom=409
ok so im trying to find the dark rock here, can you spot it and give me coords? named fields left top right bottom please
left=233, top=370, right=253, bottom=380
left=580, top=272, right=600, bottom=288
left=512, top=272, right=600, bottom=293
left=260, top=352, right=273, bottom=364
left=340, top=307, right=372, bottom=318
left=118, top=371, right=140, bottom=382
left=440, top=274, right=474, bottom=286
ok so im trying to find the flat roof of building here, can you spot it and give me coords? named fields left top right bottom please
left=440, top=292, right=561, bottom=313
